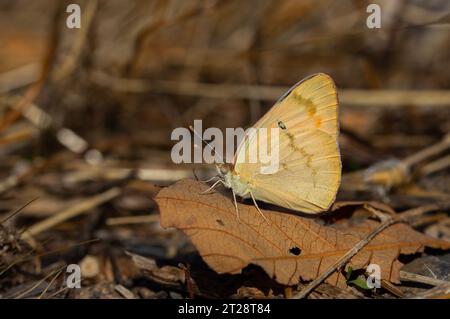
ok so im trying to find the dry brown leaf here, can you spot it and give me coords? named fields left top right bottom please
left=155, top=179, right=450, bottom=287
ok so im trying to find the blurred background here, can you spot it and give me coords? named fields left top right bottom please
left=1, top=0, right=450, bottom=298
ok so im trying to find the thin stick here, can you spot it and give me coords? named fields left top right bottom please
left=106, top=214, right=159, bottom=226
left=417, top=154, right=450, bottom=177
left=13, top=264, right=66, bottom=299
left=0, top=248, right=37, bottom=276
left=381, top=280, right=405, bottom=297
left=91, top=73, right=450, bottom=108
left=179, top=263, right=195, bottom=299
left=293, top=216, right=398, bottom=299
left=0, top=129, right=35, bottom=146
left=0, top=239, right=99, bottom=276
left=0, top=197, right=38, bottom=224
left=293, top=201, right=450, bottom=299
left=402, top=133, right=450, bottom=167
left=38, top=268, right=63, bottom=299
left=21, top=188, right=121, bottom=241
left=0, top=1, right=62, bottom=133
left=399, top=270, right=449, bottom=287
left=52, top=0, right=97, bottom=81
left=45, top=278, right=83, bottom=299
left=0, top=63, right=38, bottom=94
left=351, top=133, right=450, bottom=189
left=114, top=285, right=136, bottom=299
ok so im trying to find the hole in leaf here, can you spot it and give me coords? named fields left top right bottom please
left=289, top=246, right=301, bottom=256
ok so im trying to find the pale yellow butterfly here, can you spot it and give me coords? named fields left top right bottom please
left=204, top=73, right=341, bottom=219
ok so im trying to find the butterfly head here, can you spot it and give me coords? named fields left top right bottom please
left=216, top=163, right=233, bottom=188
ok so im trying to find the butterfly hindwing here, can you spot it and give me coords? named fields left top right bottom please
left=233, top=73, right=341, bottom=213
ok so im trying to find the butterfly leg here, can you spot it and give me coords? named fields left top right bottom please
left=200, top=179, right=224, bottom=194
left=199, top=175, right=219, bottom=183
left=249, top=191, right=269, bottom=224
left=231, top=189, right=240, bottom=222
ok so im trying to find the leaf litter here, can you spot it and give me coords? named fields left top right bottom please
left=155, top=179, right=450, bottom=288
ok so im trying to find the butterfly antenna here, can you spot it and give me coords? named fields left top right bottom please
left=189, top=125, right=224, bottom=164
left=192, top=167, right=200, bottom=181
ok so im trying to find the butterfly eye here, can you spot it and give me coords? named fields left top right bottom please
left=219, top=165, right=229, bottom=175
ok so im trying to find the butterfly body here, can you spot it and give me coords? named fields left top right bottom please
left=215, top=73, right=341, bottom=215
left=217, top=164, right=252, bottom=199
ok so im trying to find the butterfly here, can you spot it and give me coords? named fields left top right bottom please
left=201, top=73, right=341, bottom=221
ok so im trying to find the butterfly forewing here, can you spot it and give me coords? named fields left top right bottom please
left=233, top=73, right=341, bottom=213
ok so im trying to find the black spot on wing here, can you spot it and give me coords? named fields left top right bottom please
left=277, top=120, right=287, bottom=130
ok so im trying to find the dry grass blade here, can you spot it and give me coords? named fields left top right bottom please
left=0, top=197, right=38, bottom=225
left=38, top=268, right=63, bottom=299
left=0, top=238, right=99, bottom=276
left=0, top=129, right=35, bottom=146
left=399, top=270, right=449, bottom=287
left=45, top=278, right=83, bottom=299
left=106, top=214, right=159, bottom=226
left=12, top=264, right=66, bottom=299
left=92, top=73, right=450, bottom=108
left=21, top=188, right=121, bottom=241
left=0, top=63, right=38, bottom=94
left=52, top=0, right=97, bottom=81
left=0, top=2, right=62, bottom=134
left=114, top=284, right=136, bottom=299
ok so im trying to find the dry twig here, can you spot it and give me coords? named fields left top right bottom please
left=21, top=187, right=121, bottom=242
left=293, top=201, right=450, bottom=299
